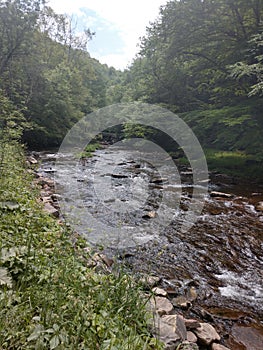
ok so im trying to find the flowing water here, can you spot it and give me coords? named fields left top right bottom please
left=38, top=147, right=263, bottom=349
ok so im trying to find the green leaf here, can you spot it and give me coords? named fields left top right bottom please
left=0, top=268, right=12, bottom=287
left=50, top=335, right=60, bottom=349
left=27, top=324, right=45, bottom=342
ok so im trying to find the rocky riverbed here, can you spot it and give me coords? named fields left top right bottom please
left=29, top=149, right=263, bottom=350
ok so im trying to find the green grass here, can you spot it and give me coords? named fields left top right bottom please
left=0, top=139, right=162, bottom=349
left=205, top=148, right=263, bottom=181
left=175, top=148, right=262, bottom=182
left=80, top=142, right=103, bottom=158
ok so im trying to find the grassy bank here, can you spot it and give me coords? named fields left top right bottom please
left=0, top=140, right=161, bottom=349
left=205, top=149, right=263, bottom=182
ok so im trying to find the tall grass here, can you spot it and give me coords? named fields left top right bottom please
left=0, top=140, right=162, bottom=349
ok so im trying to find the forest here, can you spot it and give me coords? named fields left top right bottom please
left=1, top=1, right=263, bottom=348
left=0, top=0, right=263, bottom=179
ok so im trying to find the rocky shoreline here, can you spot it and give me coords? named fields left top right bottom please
left=27, top=154, right=263, bottom=350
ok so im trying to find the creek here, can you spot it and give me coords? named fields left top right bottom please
left=37, top=147, right=263, bottom=349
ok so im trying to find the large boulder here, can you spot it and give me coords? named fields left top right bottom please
left=194, top=322, right=220, bottom=346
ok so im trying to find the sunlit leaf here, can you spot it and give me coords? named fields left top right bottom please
left=0, top=268, right=12, bottom=287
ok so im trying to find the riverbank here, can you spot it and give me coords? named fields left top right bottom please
left=0, top=141, right=163, bottom=349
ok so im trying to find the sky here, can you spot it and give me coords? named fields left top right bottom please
left=48, top=0, right=168, bottom=70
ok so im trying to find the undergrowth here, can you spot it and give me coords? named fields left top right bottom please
left=0, top=140, right=162, bottom=349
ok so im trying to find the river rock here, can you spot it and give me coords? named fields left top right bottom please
left=28, top=155, right=38, bottom=164
left=194, top=322, right=220, bottom=346
left=152, top=287, right=168, bottom=297
left=143, top=211, right=157, bottom=219
left=152, top=315, right=181, bottom=350
left=255, top=201, right=263, bottom=211
left=184, top=319, right=201, bottom=330
left=187, top=331, right=198, bottom=343
left=161, top=315, right=187, bottom=340
left=211, top=344, right=230, bottom=350
left=230, top=324, right=263, bottom=350
left=172, top=296, right=192, bottom=309
left=187, top=286, right=198, bottom=301
left=210, top=191, right=234, bottom=199
left=38, top=177, right=55, bottom=188
left=150, top=297, right=174, bottom=315
left=43, top=203, right=59, bottom=217
left=177, top=341, right=199, bottom=350
left=111, top=173, right=128, bottom=178
left=86, top=253, right=113, bottom=272
left=151, top=177, right=168, bottom=184
left=51, top=193, right=62, bottom=201
left=43, top=167, right=56, bottom=173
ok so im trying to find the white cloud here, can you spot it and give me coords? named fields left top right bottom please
left=47, top=0, right=167, bottom=69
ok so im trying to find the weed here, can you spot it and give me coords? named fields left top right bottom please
left=0, top=140, right=163, bottom=349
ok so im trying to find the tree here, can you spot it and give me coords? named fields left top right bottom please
left=126, top=0, right=263, bottom=110
left=230, top=31, right=263, bottom=97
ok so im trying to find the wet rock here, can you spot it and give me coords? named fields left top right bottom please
left=172, top=296, right=192, bottom=309
left=187, top=331, right=197, bottom=343
left=255, top=201, right=263, bottom=211
left=43, top=168, right=56, bottom=173
left=210, top=207, right=223, bottom=215
left=187, top=286, right=198, bottom=301
left=151, top=177, right=168, bottom=184
left=28, top=155, right=38, bottom=164
left=43, top=202, right=59, bottom=217
left=142, top=211, right=157, bottom=219
left=210, top=191, right=234, bottom=199
left=181, top=171, right=193, bottom=176
left=111, top=173, right=128, bottom=178
left=161, top=315, right=187, bottom=340
left=38, top=177, right=55, bottom=188
left=194, top=322, right=220, bottom=346
left=150, top=297, right=174, bottom=316
left=152, top=287, right=168, bottom=297
left=104, top=198, right=116, bottom=203
left=207, top=307, right=248, bottom=321
left=229, top=324, right=263, bottom=350
left=51, top=193, right=62, bottom=201
left=211, top=344, right=230, bottom=350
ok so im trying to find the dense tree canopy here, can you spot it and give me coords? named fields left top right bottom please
left=0, top=0, right=262, bottom=171
left=122, top=0, right=262, bottom=110
left=107, top=0, right=263, bottom=160
left=0, top=0, right=115, bottom=147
